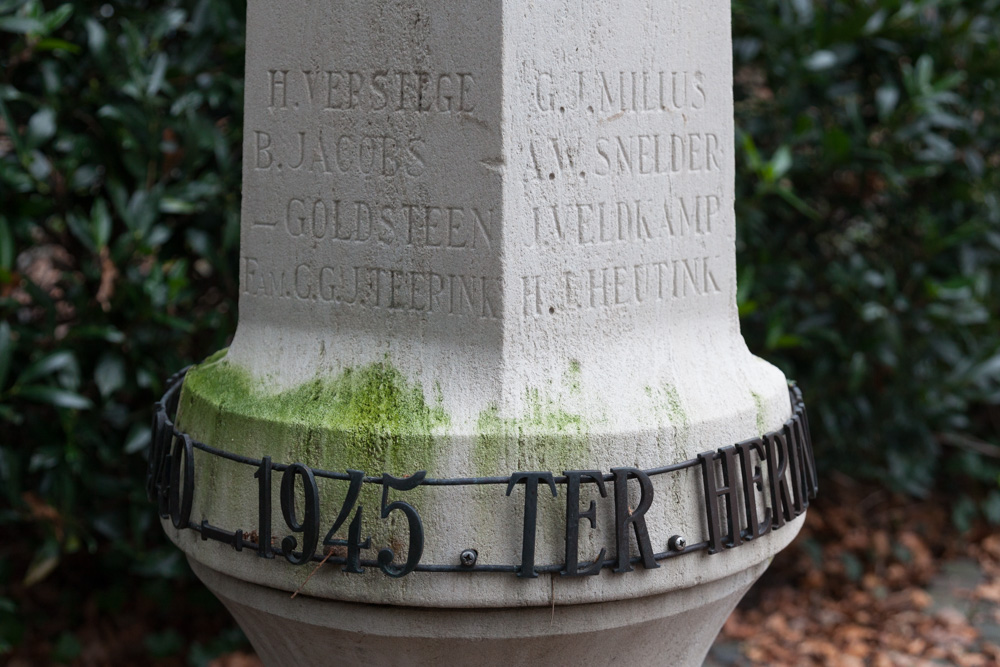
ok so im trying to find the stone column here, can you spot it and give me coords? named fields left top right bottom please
left=156, top=1, right=817, bottom=664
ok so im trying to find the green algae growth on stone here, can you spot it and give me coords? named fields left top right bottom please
left=473, top=387, right=589, bottom=477
left=750, top=390, right=767, bottom=436
left=177, top=351, right=449, bottom=477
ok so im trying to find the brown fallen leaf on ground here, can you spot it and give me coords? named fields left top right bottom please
left=209, top=651, right=263, bottom=667
left=716, top=476, right=1000, bottom=666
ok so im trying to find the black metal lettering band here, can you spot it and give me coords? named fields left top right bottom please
left=149, top=368, right=817, bottom=578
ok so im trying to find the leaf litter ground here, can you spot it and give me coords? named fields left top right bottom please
left=707, top=474, right=1000, bottom=666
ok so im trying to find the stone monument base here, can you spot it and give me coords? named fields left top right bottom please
left=189, top=557, right=771, bottom=666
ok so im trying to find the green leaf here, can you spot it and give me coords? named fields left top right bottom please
left=0, top=321, right=12, bottom=391
left=775, top=186, right=820, bottom=221
left=41, top=4, right=73, bottom=33
left=159, top=197, right=196, bottom=214
left=934, top=70, right=966, bottom=93
left=26, top=107, right=56, bottom=147
left=0, top=216, right=13, bottom=271
left=971, top=354, right=1000, bottom=384
left=147, top=52, right=169, bottom=97
left=0, top=16, right=45, bottom=34
left=0, top=83, right=22, bottom=101
left=67, top=326, right=125, bottom=344
left=804, top=50, right=837, bottom=71
left=152, top=8, right=187, bottom=40
left=34, top=38, right=80, bottom=54
left=739, top=131, right=762, bottom=171
left=17, top=386, right=92, bottom=410
left=984, top=491, right=1000, bottom=525
left=875, top=84, right=899, bottom=120
left=0, top=96, right=26, bottom=162
left=85, top=17, right=106, bottom=55
left=124, top=424, right=151, bottom=455
left=23, top=539, right=60, bottom=587
left=65, top=212, right=96, bottom=253
left=0, top=0, right=30, bottom=14
left=840, top=552, right=864, bottom=582
left=16, top=351, right=75, bottom=386
left=0, top=404, right=21, bottom=424
left=52, top=632, right=82, bottom=663
left=767, top=145, right=792, bottom=181
left=823, top=127, right=851, bottom=161
left=124, top=189, right=160, bottom=237
left=862, top=9, right=888, bottom=35
left=94, top=353, right=125, bottom=398
left=914, top=54, right=934, bottom=92
left=92, top=198, right=112, bottom=249
left=145, top=630, right=184, bottom=659
left=69, top=164, right=101, bottom=191
left=772, top=334, right=804, bottom=349
left=952, top=495, right=977, bottom=534
left=27, top=149, right=51, bottom=180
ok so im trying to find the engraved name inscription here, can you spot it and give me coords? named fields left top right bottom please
left=253, top=130, right=427, bottom=177
left=253, top=199, right=495, bottom=251
left=526, top=196, right=720, bottom=247
left=245, top=59, right=497, bottom=322
left=242, top=257, right=501, bottom=320
left=522, top=255, right=723, bottom=316
left=534, top=71, right=706, bottom=114
left=266, top=69, right=477, bottom=113
left=518, top=57, right=729, bottom=319
left=529, top=133, right=723, bottom=180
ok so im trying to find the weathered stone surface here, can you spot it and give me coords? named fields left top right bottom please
left=190, top=557, right=769, bottom=666
left=163, top=0, right=806, bottom=660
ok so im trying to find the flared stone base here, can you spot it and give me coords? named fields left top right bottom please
left=189, top=557, right=769, bottom=666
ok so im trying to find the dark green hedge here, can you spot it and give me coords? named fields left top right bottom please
left=1, top=0, right=998, bottom=657
left=732, top=0, right=1000, bottom=521
left=0, top=0, right=246, bottom=657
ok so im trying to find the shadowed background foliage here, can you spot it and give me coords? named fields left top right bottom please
left=1, top=0, right=998, bottom=662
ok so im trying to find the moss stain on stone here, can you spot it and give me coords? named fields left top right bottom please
left=176, top=352, right=450, bottom=582
left=750, top=390, right=766, bottom=436
left=473, top=387, right=589, bottom=477
left=646, top=384, right=689, bottom=431
left=564, top=359, right=582, bottom=395
left=178, top=351, right=448, bottom=477
left=200, top=347, right=229, bottom=366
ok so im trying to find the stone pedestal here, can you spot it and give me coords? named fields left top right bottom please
left=189, top=557, right=770, bottom=665
left=154, top=1, right=818, bottom=665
